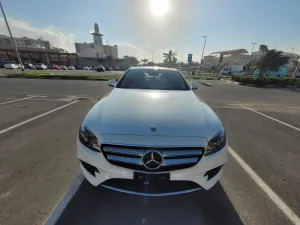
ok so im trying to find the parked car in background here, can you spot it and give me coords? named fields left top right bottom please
left=83, top=66, right=89, bottom=70
left=97, top=65, right=105, bottom=72
left=4, top=61, right=17, bottom=69
left=36, top=63, right=47, bottom=70
left=60, top=65, right=68, bottom=70
left=105, top=66, right=112, bottom=71
left=76, top=66, right=82, bottom=70
left=24, top=63, right=35, bottom=69
left=68, top=65, right=76, bottom=70
left=51, top=65, right=60, bottom=70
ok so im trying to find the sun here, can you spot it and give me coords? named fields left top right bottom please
left=150, top=0, right=170, bottom=17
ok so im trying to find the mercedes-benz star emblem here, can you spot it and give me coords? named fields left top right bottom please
left=150, top=126, right=156, bottom=132
left=142, top=151, right=163, bottom=170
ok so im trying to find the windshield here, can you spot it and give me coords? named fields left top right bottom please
left=116, top=69, right=190, bottom=90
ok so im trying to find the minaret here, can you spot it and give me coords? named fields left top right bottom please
left=91, top=23, right=103, bottom=45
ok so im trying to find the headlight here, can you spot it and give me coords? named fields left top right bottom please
left=79, top=123, right=101, bottom=152
left=205, top=127, right=226, bottom=156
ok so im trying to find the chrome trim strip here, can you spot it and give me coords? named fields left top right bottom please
left=103, top=146, right=143, bottom=156
left=102, top=142, right=205, bottom=149
left=106, top=154, right=142, bottom=165
left=163, top=158, right=198, bottom=166
left=162, top=150, right=202, bottom=157
left=101, top=185, right=201, bottom=196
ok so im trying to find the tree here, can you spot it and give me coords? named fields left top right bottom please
left=141, top=58, right=148, bottom=65
left=122, top=55, right=139, bottom=68
left=163, top=50, right=177, bottom=66
left=123, top=55, right=130, bottom=68
left=129, top=56, right=139, bottom=66
left=259, top=44, right=269, bottom=54
left=257, top=45, right=290, bottom=77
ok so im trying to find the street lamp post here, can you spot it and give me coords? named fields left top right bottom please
left=0, top=1, right=24, bottom=71
left=292, top=59, right=300, bottom=79
left=152, top=52, right=154, bottom=64
left=201, top=36, right=207, bottom=64
left=291, top=48, right=294, bottom=56
left=251, top=42, right=257, bottom=54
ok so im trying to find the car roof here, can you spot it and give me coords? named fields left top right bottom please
left=129, top=66, right=178, bottom=71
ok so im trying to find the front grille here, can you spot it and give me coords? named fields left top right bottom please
left=101, top=144, right=205, bottom=172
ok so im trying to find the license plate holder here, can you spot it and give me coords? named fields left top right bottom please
left=134, top=172, right=170, bottom=184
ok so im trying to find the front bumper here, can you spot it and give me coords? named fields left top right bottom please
left=77, top=138, right=228, bottom=196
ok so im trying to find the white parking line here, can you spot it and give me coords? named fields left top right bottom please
left=0, top=100, right=79, bottom=135
left=0, top=96, right=36, bottom=106
left=229, top=146, right=300, bottom=225
left=44, top=173, right=84, bottom=225
left=240, top=104, right=300, bottom=132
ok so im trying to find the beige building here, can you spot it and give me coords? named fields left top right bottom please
left=202, top=49, right=262, bottom=69
left=0, top=34, right=50, bottom=50
left=202, top=49, right=299, bottom=70
left=75, top=23, right=118, bottom=59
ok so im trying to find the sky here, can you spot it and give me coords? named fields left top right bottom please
left=0, top=0, right=299, bottom=62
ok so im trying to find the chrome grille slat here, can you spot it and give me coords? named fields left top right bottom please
left=103, top=146, right=143, bottom=156
left=107, top=154, right=142, bottom=165
left=162, top=150, right=202, bottom=157
left=102, top=145, right=204, bottom=172
left=163, top=158, right=199, bottom=166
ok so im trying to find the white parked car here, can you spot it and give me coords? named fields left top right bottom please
left=36, top=63, right=47, bottom=70
left=83, top=66, right=89, bottom=70
left=4, top=61, right=18, bottom=69
left=77, top=67, right=228, bottom=196
left=68, top=65, right=76, bottom=70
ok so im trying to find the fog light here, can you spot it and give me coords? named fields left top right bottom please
left=204, top=165, right=223, bottom=180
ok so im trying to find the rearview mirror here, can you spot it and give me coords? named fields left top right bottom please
left=108, top=79, right=116, bottom=87
left=191, top=82, right=198, bottom=90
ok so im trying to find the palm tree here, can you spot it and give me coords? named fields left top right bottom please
left=163, top=50, right=177, bottom=66
left=259, top=44, right=268, bottom=55
left=257, top=45, right=290, bottom=77
left=141, top=58, right=148, bottom=65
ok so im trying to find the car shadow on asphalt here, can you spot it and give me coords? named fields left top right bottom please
left=56, top=180, right=243, bottom=225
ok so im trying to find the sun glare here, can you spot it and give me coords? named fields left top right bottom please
left=150, top=0, right=170, bottom=17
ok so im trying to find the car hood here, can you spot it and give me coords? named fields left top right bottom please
left=85, top=88, right=222, bottom=139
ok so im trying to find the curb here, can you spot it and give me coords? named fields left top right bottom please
left=238, top=83, right=300, bottom=88
left=43, top=173, right=84, bottom=225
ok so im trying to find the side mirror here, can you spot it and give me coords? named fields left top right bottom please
left=191, top=82, right=198, bottom=90
left=108, top=79, right=116, bottom=87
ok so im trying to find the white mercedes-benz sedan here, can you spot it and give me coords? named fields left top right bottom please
left=77, top=67, right=228, bottom=196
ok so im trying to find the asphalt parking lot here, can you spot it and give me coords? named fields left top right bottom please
left=0, top=78, right=299, bottom=225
